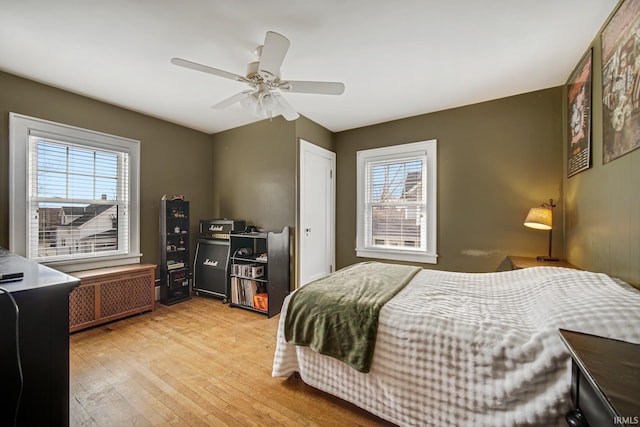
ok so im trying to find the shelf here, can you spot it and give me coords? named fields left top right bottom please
left=230, top=274, right=267, bottom=282
left=230, top=231, right=268, bottom=239
left=160, top=199, right=191, bottom=306
left=231, top=256, right=267, bottom=263
left=229, top=226, right=289, bottom=318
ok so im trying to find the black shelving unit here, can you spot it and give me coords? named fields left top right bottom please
left=229, top=226, right=290, bottom=318
left=159, top=198, right=191, bottom=305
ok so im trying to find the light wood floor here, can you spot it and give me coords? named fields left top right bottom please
left=69, top=295, right=393, bottom=426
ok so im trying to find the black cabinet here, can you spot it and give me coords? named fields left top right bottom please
left=229, top=227, right=290, bottom=318
left=0, top=248, right=79, bottom=426
left=159, top=199, right=191, bottom=305
left=193, top=219, right=245, bottom=301
left=193, top=238, right=231, bottom=300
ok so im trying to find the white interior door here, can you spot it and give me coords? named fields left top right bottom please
left=299, top=139, right=335, bottom=286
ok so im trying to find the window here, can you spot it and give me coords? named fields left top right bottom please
left=356, top=140, right=437, bottom=264
left=9, top=113, right=140, bottom=272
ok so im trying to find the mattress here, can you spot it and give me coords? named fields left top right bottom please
left=272, top=266, right=640, bottom=426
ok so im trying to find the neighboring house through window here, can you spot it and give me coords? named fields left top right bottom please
left=9, top=113, right=141, bottom=272
left=356, top=140, right=437, bottom=264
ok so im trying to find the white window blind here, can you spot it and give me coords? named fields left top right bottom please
left=28, top=136, right=129, bottom=262
left=364, top=156, right=426, bottom=251
left=356, top=140, right=437, bottom=264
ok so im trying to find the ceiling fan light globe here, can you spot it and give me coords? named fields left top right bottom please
left=240, top=92, right=263, bottom=117
left=260, top=92, right=279, bottom=110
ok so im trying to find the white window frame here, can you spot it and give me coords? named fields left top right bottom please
left=356, top=139, right=437, bottom=264
left=9, top=113, right=141, bottom=272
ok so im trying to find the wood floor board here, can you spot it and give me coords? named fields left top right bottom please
left=70, top=295, right=394, bottom=426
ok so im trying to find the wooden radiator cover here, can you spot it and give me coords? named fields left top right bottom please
left=69, top=264, right=156, bottom=333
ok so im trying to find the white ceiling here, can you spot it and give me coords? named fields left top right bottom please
left=0, top=0, right=618, bottom=134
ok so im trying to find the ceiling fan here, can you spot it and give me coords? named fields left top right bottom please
left=171, top=31, right=345, bottom=121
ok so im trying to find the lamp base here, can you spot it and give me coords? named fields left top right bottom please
left=536, top=256, right=559, bottom=262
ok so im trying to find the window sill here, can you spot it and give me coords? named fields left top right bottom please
left=43, top=253, right=143, bottom=273
left=356, top=248, right=437, bottom=264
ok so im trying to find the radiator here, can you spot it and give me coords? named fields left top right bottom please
left=69, top=264, right=156, bottom=332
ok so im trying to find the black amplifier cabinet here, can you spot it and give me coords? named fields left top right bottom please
left=193, top=219, right=245, bottom=300
left=193, top=239, right=230, bottom=299
left=199, top=219, right=245, bottom=240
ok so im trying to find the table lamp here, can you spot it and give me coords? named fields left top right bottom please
left=523, top=199, right=558, bottom=261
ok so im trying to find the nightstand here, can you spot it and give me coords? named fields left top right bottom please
left=559, top=329, right=640, bottom=427
left=507, top=255, right=579, bottom=270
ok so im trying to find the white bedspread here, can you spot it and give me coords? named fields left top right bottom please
left=272, top=267, right=640, bottom=426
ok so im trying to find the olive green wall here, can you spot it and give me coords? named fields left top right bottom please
left=210, top=114, right=334, bottom=288
left=0, top=71, right=214, bottom=268
left=210, top=90, right=566, bottom=278
left=210, top=117, right=296, bottom=229
left=335, top=87, right=564, bottom=272
left=563, top=7, right=640, bottom=286
left=295, top=115, right=334, bottom=153
left=14, top=65, right=634, bottom=283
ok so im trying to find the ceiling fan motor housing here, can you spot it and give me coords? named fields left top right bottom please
left=246, top=61, right=260, bottom=78
left=246, top=60, right=279, bottom=84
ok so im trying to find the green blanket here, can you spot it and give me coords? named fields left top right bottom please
left=284, top=261, right=421, bottom=373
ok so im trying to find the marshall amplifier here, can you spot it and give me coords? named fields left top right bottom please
left=193, top=219, right=244, bottom=300
left=199, top=219, right=245, bottom=240
left=193, top=239, right=230, bottom=299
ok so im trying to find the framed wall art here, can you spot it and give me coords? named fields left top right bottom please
left=601, top=0, right=640, bottom=163
left=567, top=48, right=593, bottom=177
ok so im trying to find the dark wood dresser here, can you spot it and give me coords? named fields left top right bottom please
left=0, top=248, right=80, bottom=426
left=559, top=329, right=640, bottom=427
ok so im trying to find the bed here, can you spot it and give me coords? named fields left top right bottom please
left=272, top=262, right=640, bottom=426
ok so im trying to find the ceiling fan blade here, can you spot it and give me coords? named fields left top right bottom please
left=274, top=93, right=300, bottom=121
left=258, top=31, right=290, bottom=79
left=171, top=58, right=249, bottom=83
left=212, top=91, right=251, bottom=109
left=280, top=80, right=345, bottom=95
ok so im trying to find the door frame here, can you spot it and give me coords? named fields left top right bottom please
left=297, top=138, right=336, bottom=288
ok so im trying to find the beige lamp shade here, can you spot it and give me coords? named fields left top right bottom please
left=524, top=207, right=552, bottom=230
